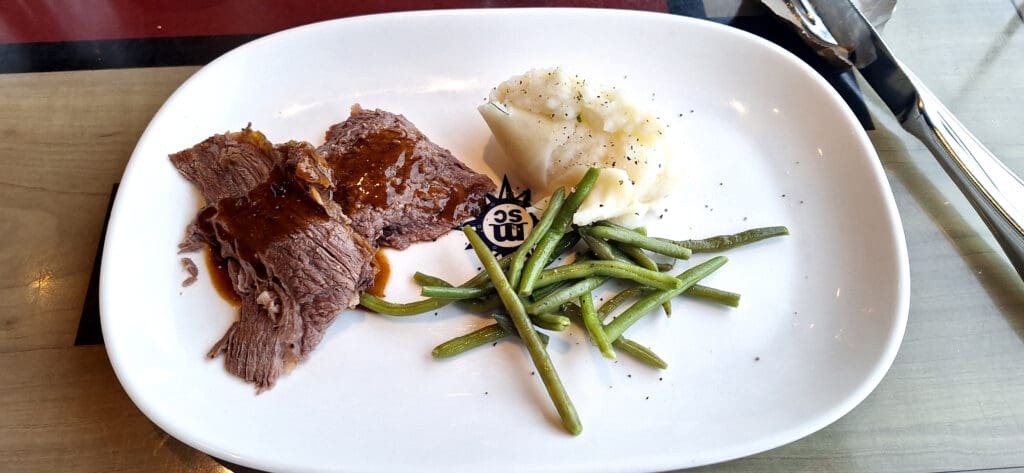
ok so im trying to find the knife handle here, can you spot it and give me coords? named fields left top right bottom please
left=900, top=75, right=1024, bottom=280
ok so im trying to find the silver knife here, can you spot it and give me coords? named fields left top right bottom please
left=771, top=0, right=1024, bottom=280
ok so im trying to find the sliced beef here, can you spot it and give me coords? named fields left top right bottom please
left=170, top=136, right=376, bottom=391
left=180, top=258, right=198, bottom=287
left=202, top=164, right=376, bottom=391
left=170, top=126, right=281, bottom=202
left=175, top=140, right=336, bottom=254
left=207, top=299, right=291, bottom=389
left=170, top=112, right=494, bottom=390
left=280, top=140, right=333, bottom=190
left=317, top=105, right=495, bottom=249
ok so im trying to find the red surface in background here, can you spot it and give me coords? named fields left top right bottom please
left=0, top=0, right=667, bottom=44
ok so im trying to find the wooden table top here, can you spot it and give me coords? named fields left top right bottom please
left=1, top=1, right=1022, bottom=472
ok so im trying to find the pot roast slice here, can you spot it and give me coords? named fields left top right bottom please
left=205, top=162, right=375, bottom=390
left=171, top=137, right=375, bottom=390
left=170, top=110, right=494, bottom=389
left=169, top=126, right=281, bottom=202
left=317, top=105, right=495, bottom=249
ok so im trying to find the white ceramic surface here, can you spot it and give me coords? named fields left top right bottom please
left=101, top=8, right=909, bottom=473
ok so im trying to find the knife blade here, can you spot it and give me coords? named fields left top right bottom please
left=803, top=0, right=917, bottom=120
left=771, top=0, right=1024, bottom=280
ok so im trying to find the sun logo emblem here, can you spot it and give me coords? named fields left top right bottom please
left=464, top=176, right=537, bottom=256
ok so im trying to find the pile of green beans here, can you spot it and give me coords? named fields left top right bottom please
left=357, top=167, right=789, bottom=436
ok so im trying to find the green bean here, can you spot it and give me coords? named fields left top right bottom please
left=432, top=315, right=556, bottom=359
left=421, top=285, right=491, bottom=300
left=560, top=303, right=667, bottom=369
left=612, top=241, right=658, bottom=271
left=491, top=312, right=550, bottom=346
left=417, top=238, right=580, bottom=303
left=411, top=273, right=506, bottom=312
left=461, top=295, right=504, bottom=313
left=587, top=225, right=692, bottom=260
left=597, top=284, right=739, bottom=317
left=458, top=254, right=512, bottom=288
left=508, top=188, right=566, bottom=288
left=413, top=272, right=451, bottom=288
left=359, top=293, right=452, bottom=316
left=579, top=230, right=620, bottom=261
left=491, top=311, right=517, bottom=335
left=362, top=275, right=495, bottom=315
left=533, top=312, right=571, bottom=331
left=526, top=277, right=608, bottom=315
left=464, top=227, right=581, bottom=436
left=685, top=285, right=741, bottom=307
left=580, top=230, right=647, bottom=267
left=531, top=280, right=572, bottom=301
left=609, top=240, right=671, bottom=316
left=613, top=337, right=668, bottom=369
left=551, top=232, right=581, bottom=260
left=597, top=286, right=646, bottom=321
left=657, top=262, right=674, bottom=272
left=604, top=256, right=728, bottom=340
left=432, top=323, right=509, bottom=358
left=535, top=260, right=683, bottom=291
left=579, top=231, right=670, bottom=316
left=364, top=260, right=507, bottom=316
left=373, top=233, right=580, bottom=317
left=422, top=261, right=603, bottom=301
left=581, top=227, right=675, bottom=311
left=519, top=168, right=601, bottom=295
left=595, top=220, right=643, bottom=234
left=580, top=293, right=615, bottom=359
left=578, top=231, right=667, bottom=316
left=443, top=232, right=578, bottom=293
left=667, top=226, right=790, bottom=253
left=421, top=270, right=688, bottom=313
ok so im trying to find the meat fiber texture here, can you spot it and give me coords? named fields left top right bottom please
left=170, top=109, right=495, bottom=390
left=170, top=126, right=280, bottom=202
left=174, top=136, right=375, bottom=391
left=206, top=205, right=377, bottom=389
left=318, top=105, right=495, bottom=249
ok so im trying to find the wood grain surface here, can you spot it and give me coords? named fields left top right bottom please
left=1, top=1, right=1022, bottom=472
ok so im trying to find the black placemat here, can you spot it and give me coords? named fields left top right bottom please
left=74, top=184, right=116, bottom=346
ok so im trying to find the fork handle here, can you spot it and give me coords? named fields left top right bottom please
left=900, top=74, right=1024, bottom=280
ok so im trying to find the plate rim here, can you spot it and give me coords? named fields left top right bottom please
left=100, top=7, right=911, bottom=472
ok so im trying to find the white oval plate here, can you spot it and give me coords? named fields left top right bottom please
left=102, top=8, right=909, bottom=473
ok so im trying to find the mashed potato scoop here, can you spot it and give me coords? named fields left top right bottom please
left=479, top=67, right=686, bottom=225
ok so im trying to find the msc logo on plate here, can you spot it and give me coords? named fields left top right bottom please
left=464, top=176, right=538, bottom=256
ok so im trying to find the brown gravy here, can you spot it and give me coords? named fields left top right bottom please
left=367, top=250, right=390, bottom=297
left=216, top=167, right=330, bottom=264
left=203, top=165, right=390, bottom=304
left=329, top=129, right=470, bottom=221
left=206, top=247, right=241, bottom=306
